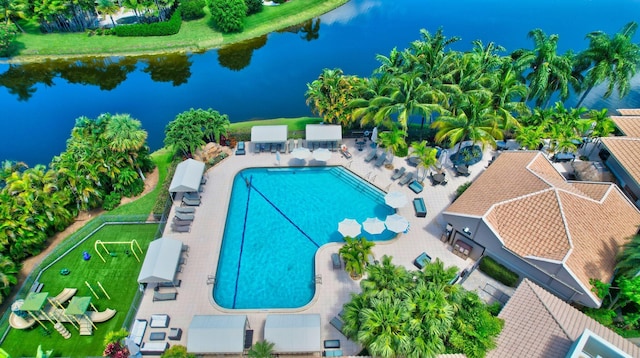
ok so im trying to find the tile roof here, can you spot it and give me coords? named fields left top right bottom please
left=610, top=116, right=640, bottom=137
left=617, top=108, right=640, bottom=116
left=488, top=279, right=640, bottom=357
left=446, top=151, right=640, bottom=294
left=601, top=137, right=640, bottom=187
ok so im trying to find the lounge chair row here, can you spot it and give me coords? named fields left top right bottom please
left=153, top=291, right=177, bottom=302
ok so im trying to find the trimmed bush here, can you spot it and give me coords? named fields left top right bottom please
left=113, top=9, right=182, bottom=37
left=103, top=192, right=122, bottom=211
left=478, top=256, right=519, bottom=287
left=245, top=0, right=263, bottom=15
left=180, top=0, right=206, bottom=20
left=208, top=0, right=247, bottom=33
left=454, top=181, right=472, bottom=201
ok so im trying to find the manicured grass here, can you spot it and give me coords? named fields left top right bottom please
left=1, top=223, right=158, bottom=357
left=8, top=0, right=349, bottom=62
left=228, top=116, right=321, bottom=139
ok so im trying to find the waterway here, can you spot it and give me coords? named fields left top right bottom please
left=1, top=0, right=640, bottom=165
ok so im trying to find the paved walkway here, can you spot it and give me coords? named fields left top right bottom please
left=133, top=139, right=504, bottom=355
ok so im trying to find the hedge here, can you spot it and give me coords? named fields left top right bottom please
left=114, top=9, right=182, bottom=37
left=478, top=256, right=519, bottom=287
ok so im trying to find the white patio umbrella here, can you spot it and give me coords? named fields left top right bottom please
left=338, top=218, right=361, bottom=237
left=362, top=217, right=386, bottom=234
left=291, top=147, right=311, bottom=160
left=385, top=214, right=409, bottom=233
left=313, top=148, right=332, bottom=161
left=384, top=191, right=408, bottom=208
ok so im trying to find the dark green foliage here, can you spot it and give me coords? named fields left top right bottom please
left=0, top=22, right=18, bottom=57
left=114, top=9, right=182, bottom=37
left=103, top=192, right=122, bottom=211
left=479, top=256, right=519, bottom=287
left=208, top=0, right=247, bottom=33
left=180, top=0, right=206, bottom=20
left=244, top=0, right=263, bottom=15
left=584, top=307, right=617, bottom=326
left=455, top=181, right=472, bottom=200
left=486, top=301, right=503, bottom=316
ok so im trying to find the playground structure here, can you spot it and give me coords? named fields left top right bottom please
left=9, top=288, right=117, bottom=338
left=94, top=239, right=143, bottom=263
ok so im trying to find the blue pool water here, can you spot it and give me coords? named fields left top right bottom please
left=213, top=166, right=395, bottom=309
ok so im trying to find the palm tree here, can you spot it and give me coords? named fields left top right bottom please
left=361, top=255, right=411, bottom=299
left=513, top=29, right=579, bottom=107
left=489, top=60, right=529, bottom=133
left=103, top=113, right=148, bottom=180
left=247, top=340, right=275, bottom=358
left=0, top=0, right=27, bottom=32
left=96, top=0, right=119, bottom=28
left=200, top=109, right=230, bottom=143
left=410, top=141, right=438, bottom=180
left=575, top=21, right=640, bottom=107
left=377, top=125, right=407, bottom=164
left=164, top=113, right=206, bottom=157
left=358, top=297, right=413, bottom=358
left=616, top=234, right=640, bottom=279
left=515, top=125, right=545, bottom=150
left=305, top=68, right=364, bottom=126
left=0, top=254, right=18, bottom=300
left=339, top=236, right=374, bottom=280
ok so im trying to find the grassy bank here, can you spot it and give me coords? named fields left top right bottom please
left=6, top=0, right=349, bottom=63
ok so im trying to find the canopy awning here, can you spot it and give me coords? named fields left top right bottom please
left=251, top=125, right=288, bottom=143
left=264, top=314, right=321, bottom=353
left=305, top=124, right=342, bottom=142
left=137, top=237, right=183, bottom=283
left=65, top=296, right=91, bottom=315
left=169, top=159, right=205, bottom=193
left=21, top=292, right=49, bottom=311
left=187, top=315, right=248, bottom=354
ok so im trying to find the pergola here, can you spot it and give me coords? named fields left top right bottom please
left=137, top=237, right=183, bottom=285
left=264, top=314, right=321, bottom=354
left=169, top=159, right=205, bottom=195
left=305, top=124, right=342, bottom=149
left=187, top=315, right=249, bottom=354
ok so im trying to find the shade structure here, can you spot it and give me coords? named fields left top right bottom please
left=137, top=237, right=183, bottom=283
left=385, top=214, right=409, bottom=233
left=291, top=147, right=311, bottom=160
left=20, top=292, right=49, bottom=312
left=65, top=296, right=91, bottom=315
left=362, top=217, right=386, bottom=234
left=251, top=125, right=288, bottom=143
left=338, top=218, right=361, bottom=237
left=187, top=315, right=248, bottom=354
left=169, top=159, right=205, bottom=193
left=264, top=314, right=321, bottom=354
left=305, top=124, right=342, bottom=142
left=313, top=148, right=331, bottom=162
left=384, top=191, right=408, bottom=208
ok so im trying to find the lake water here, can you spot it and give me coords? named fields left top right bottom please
left=2, top=0, right=639, bottom=165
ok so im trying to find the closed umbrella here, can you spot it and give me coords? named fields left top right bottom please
left=291, top=147, right=310, bottom=160
left=385, top=214, right=409, bottom=233
left=362, top=217, right=386, bottom=234
left=371, top=127, right=378, bottom=144
left=384, top=191, right=408, bottom=208
left=338, top=218, right=361, bottom=237
left=313, top=148, right=331, bottom=161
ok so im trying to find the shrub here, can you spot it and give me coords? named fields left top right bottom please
left=486, top=301, right=503, bottom=316
left=208, top=0, right=247, bottom=33
left=180, top=0, right=206, bottom=20
left=245, top=0, right=263, bottom=15
left=478, top=256, right=519, bottom=287
left=454, top=181, right=472, bottom=200
left=114, top=9, right=182, bottom=37
left=103, top=192, right=122, bottom=211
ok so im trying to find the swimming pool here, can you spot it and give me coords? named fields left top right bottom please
left=213, top=166, right=395, bottom=309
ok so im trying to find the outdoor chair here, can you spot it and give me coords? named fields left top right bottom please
left=175, top=212, right=194, bottom=221
left=150, top=314, right=170, bottom=328
left=391, top=167, right=406, bottom=180
left=408, top=180, right=424, bottom=193
left=364, top=150, right=377, bottom=162
left=182, top=197, right=200, bottom=206
left=413, top=252, right=431, bottom=269
left=399, top=172, right=415, bottom=185
left=173, top=217, right=192, bottom=226
left=374, top=152, right=387, bottom=167
left=412, top=198, right=427, bottom=217
left=175, top=207, right=195, bottom=214
left=236, top=141, right=245, bottom=155
left=331, top=253, right=341, bottom=269
left=330, top=316, right=345, bottom=335
left=152, top=292, right=177, bottom=302
left=171, top=224, right=190, bottom=233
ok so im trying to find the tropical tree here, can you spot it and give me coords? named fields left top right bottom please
left=209, top=0, right=247, bottom=33
left=35, top=345, right=53, bottom=358
left=0, top=21, right=16, bottom=55
left=515, top=125, right=545, bottom=150
left=247, top=340, right=275, bottom=358
left=512, top=29, right=579, bottom=107
left=161, top=345, right=196, bottom=358
left=0, top=0, right=27, bottom=31
left=95, top=0, right=119, bottom=27
left=306, top=68, right=365, bottom=126
left=377, top=125, right=407, bottom=163
left=199, top=109, right=230, bottom=143
left=339, top=236, right=374, bottom=280
left=0, top=254, right=18, bottom=300
left=410, top=140, right=438, bottom=180
left=616, top=234, right=640, bottom=279
left=575, top=21, right=640, bottom=107
left=103, top=113, right=149, bottom=180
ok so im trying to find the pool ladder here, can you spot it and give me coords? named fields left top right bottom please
left=315, top=274, right=322, bottom=285
left=207, top=275, right=215, bottom=285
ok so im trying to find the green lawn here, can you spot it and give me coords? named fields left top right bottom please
left=228, top=116, right=322, bottom=139
left=1, top=223, right=158, bottom=357
left=8, top=0, right=349, bottom=62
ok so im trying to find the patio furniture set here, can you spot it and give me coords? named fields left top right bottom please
left=131, top=314, right=182, bottom=356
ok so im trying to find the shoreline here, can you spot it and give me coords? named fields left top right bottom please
left=0, top=0, right=350, bottom=64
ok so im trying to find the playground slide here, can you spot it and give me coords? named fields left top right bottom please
left=88, top=308, right=117, bottom=323
left=52, top=288, right=78, bottom=304
left=9, top=312, right=36, bottom=330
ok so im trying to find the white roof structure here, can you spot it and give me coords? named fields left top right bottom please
left=187, top=315, right=248, bottom=354
left=169, top=159, right=205, bottom=193
left=306, top=124, right=342, bottom=142
left=137, top=237, right=183, bottom=283
left=251, top=125, right=288, bottom=143
left=264, top=314, right=321, bottom=353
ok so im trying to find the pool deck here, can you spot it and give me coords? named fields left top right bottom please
left=134, top=140, right=495, bottom=355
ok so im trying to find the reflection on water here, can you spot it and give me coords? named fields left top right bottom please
left=277, top=18, right=322, bottom=42
left=0, top=53, right=193, bottom=100
left=217, top=35, right=268, bottom=71
left=320, top=0, right=381, bottom=25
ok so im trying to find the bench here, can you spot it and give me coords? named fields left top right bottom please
left=129, top=319, right=147, bottom=346
left=409, top=180, right=424, bottom=193
left=412, top=198, right=427, bottom=217
left=140, top=342, right=169, bottom=355
left=153, top=291, right=177, bottom=302
left=150, top=314, right=170, bottom=328
left=323, top=350, right=343, bottom=357
left=324, top=340, right=340, bottom=349
left=30, top=282, right=43, bottom=293
left=413, top=252, right=431, bottom=269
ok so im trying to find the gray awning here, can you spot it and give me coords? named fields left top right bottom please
left=137, top=237, right=183, bottom=283
left=187, top=315, right=247, bottom=354
left=169, top=159, right=205, bottom=193
left=251, top=125, right=288, bottom=143
left=264, top=314, right=321, bottom=353
left=306, top=124, right=342, bottom=142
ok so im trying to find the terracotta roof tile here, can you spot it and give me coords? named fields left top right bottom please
left=570, top=182, right=610, bottom=201
left=611, top=116, right=640, bottom=137
left=601, top=137, right=640, bottom=186
left=489, top=279, right=640, bottom=357
left=617, top=108, right=640, bottom=116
